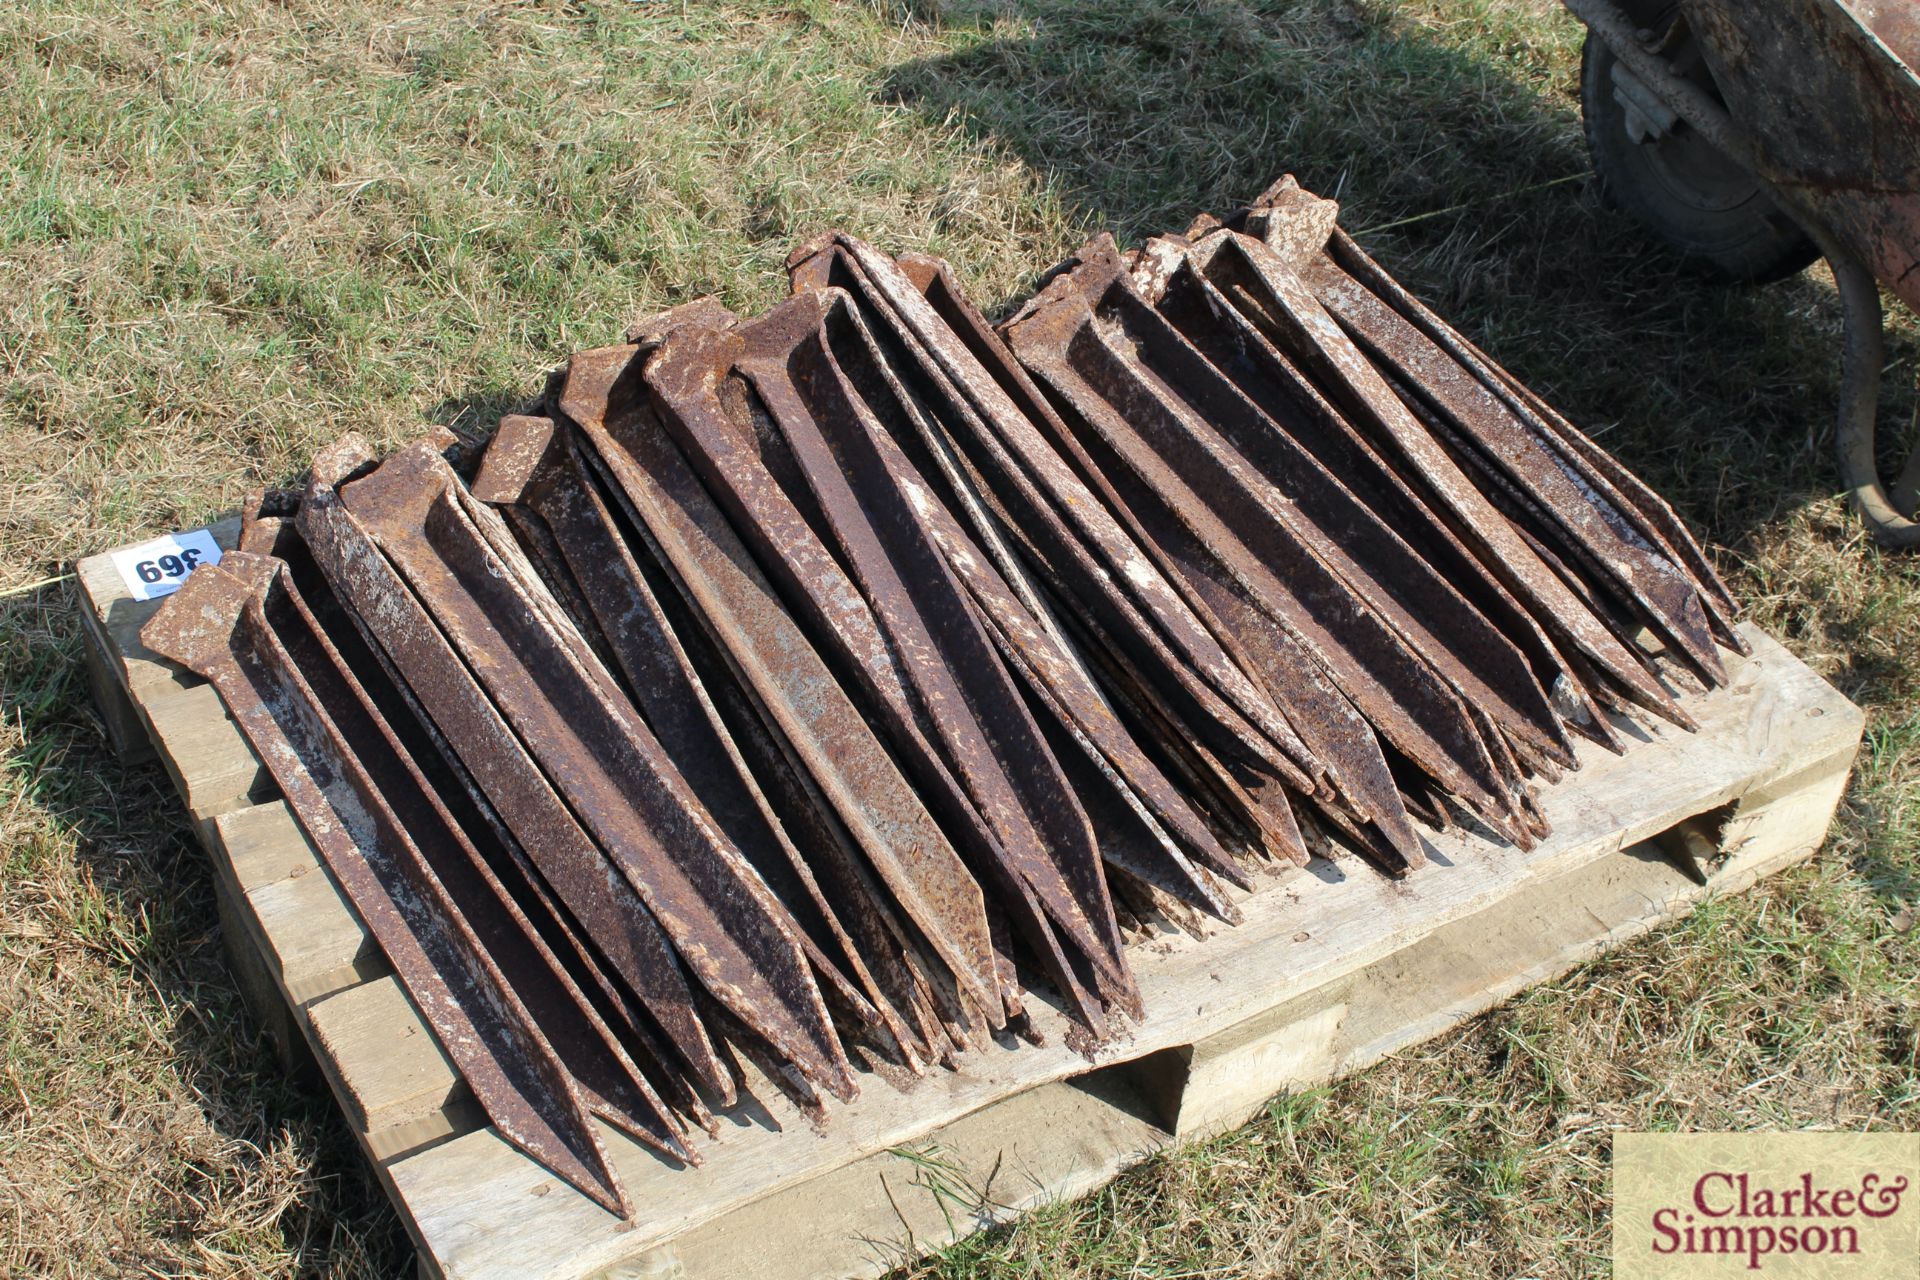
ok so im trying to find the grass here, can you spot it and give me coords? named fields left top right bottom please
left=0, top=0, right=1913, bottom=1275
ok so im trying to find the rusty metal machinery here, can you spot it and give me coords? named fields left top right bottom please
left=144, top=178, right=1739, bottom=1215
left=1566, top=0, right=1920, bottom=545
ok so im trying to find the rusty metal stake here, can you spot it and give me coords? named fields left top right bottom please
left=551, top=342, right=1013, bottom=1041
left=144, top=556, right=654, bottom=1216
left=296, top=437, right=738, bottom=1106
left=334, top=442, right=855, bottom=1105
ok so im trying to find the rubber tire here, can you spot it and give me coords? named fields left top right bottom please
left=1581, top=30, right=1818, bottom=284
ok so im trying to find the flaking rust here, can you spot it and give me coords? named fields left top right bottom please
left=790, top=235, right=1333, bottom=805
left=338, top=443, right=855, bottom=1106
left=1003, top=245, right=1555, bottom=848
left=803, top=285, right=1245, bottom=917
left=297, top=437, right=737, bottom=1110
left=1178, top=219, right=1703, bottom=732
left=642, top=319, right=1119, bottom=1033
left=143, top=555, right=641, bottom=1216
left=734, top=290, right=1137, bottom=1017
left=136, top=172, right=1746, bottom=1213
left=473, top=413, right=926, bottom=1071
left=551, top=340, right=1013, bottom=1043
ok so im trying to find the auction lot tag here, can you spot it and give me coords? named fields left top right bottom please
left=1615, top=1132, right=1917, bottom=1278
left=110, top=527, right=224, bottom=602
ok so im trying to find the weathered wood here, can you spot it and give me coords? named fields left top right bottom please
left=77, top=509, right=1864, bottom=1280
left=220, top=801, right=324, bottom=895
left=208, top=803, right=387, bottom=1006
left=625, top=1063, right=1173, bottom=1280
left=143, top=683, right=274, bottom=825
left=1163, top=785, right=1850, bottom=1144
left=211, top=869, right=307, bottom=1069
left=82, top=613, right=154, bottom=762
left=77, top=519, right=266, bottom=811
left=630, top=789, right=1857, bottom=1280
left=387, top=825, right=1834, bottom=1280
left=308, top=978, right=480, bottom=1162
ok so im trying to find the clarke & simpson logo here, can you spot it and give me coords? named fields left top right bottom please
left=1650, top=1169, right=1908, bottom=1268
left=1615, top=1133, right=1918, bottom=1278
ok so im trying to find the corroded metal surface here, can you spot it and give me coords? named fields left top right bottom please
left=1683, top=0, right=1920, bottom=313
left=1564, top=0, right=1920, bottom=546
left=141, top=174, right=1742, bottom=1216
left=471, top=414, right=912, bottom=1063
left=1186, top=214, right=1704, bottom=731
left=736, top=291, right=1137, bottom=1013
left=555, top=340, right=1014, bottom=1048
left=1005, top=243, right=1563, bottom=847
left=644, top=320, right=1125, bottom=1030
left=791, top=235, right=1331, bottom=805
left=800, top=284, right=1244, bottom=915
left=143, top=555, right=651, bottom=1217
left=339, top=443, right=854, bottom=1107
left=297, top=438, right=736, bottom=1108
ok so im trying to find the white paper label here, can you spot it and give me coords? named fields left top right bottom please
left=110, top=527, right=225, bottom=602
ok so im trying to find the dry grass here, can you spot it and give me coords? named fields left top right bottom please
left=0, top=1, right=1913, bottom=1276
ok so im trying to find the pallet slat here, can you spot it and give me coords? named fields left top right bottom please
left=74, top=522, right=1865, bottom=1280
left=309, top=978, right=482, bottom=1162
left=210, top=803, right=387, bottom=1005
left=389, top=769, right=1850, bottom=1280
left=146, top=684, right=273, bottom=823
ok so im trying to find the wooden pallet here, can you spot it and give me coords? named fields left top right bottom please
left=77, top=521, right=1865, bottom=1280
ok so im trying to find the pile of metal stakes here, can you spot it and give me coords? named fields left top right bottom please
left=142, top=177, right=1740, bottom=1216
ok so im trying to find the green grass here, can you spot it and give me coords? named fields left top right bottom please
left=1, top=1, right=1914, bottom=1276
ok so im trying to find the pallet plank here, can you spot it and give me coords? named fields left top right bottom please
left=386, top=829, right=1805, bottom=1280
left=309, top=978, right=479, bottom=1161
left=640, top=1066, right=1173, bottom=1280
left=82, top=616, right=155, bottom=761
left=211, top=870, right=308, bottom=1068
left=207, top=803, right=387, bottom=1005
left=689, top=828, right=1816, bottom=1280
left=248, top=869, right=385, bottom=1004
left=144, top=682, right=273, bottom=823
left=220, top=801, right=330, bottom=895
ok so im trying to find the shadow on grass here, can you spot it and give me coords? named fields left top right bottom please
left=0, top=586, right=413, bottom=1273
left=426, top=387, right=548, bottom=439
left=873, top=0, right=1920, bottom=563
